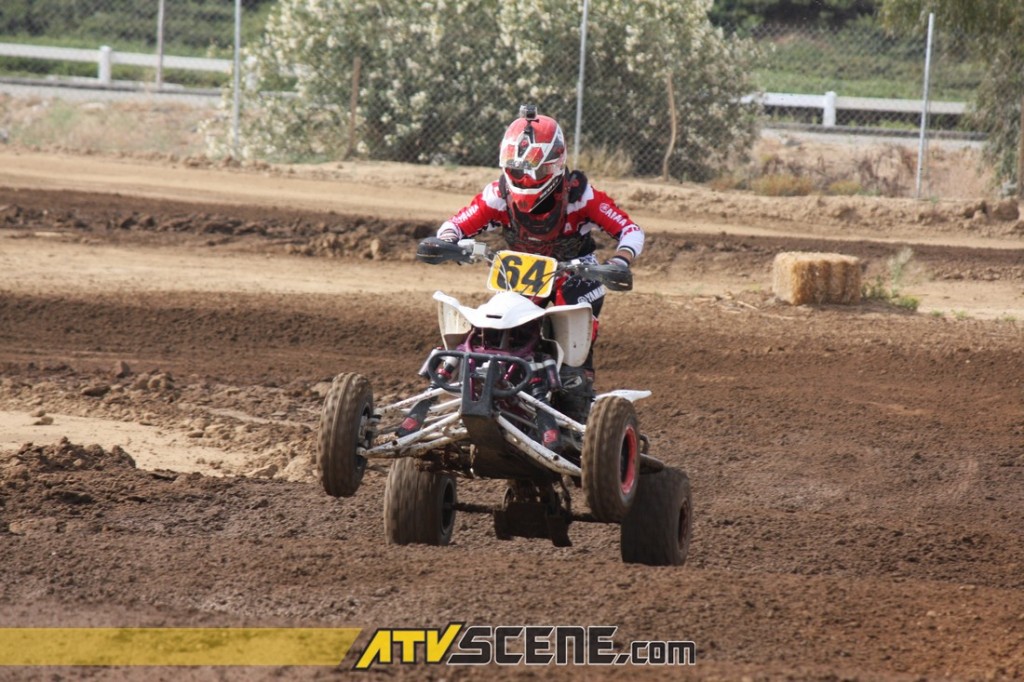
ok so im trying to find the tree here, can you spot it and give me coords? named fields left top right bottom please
left=710, top=0, right=877, bottom=28
left=221, top=0, right=758, bottom=181
left=237, top=0, right=509, bottom=163
left=882, top=0, right=1024, bottom=190
left=499, top=0, right=759, bottom=179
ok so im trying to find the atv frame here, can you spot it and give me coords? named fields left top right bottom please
left=316, top=238, right=692, bottom=565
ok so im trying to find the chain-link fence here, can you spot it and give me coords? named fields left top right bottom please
left=747, top=21, right=982, bottom=128
left=0, top=1, right=1017, bottom=199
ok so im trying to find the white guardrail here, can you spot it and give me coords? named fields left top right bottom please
left=0, top=41, right=969, bottom=126
left=0, top=42, right=230, bottom=84
left=744, top=91, right=967, bottom=126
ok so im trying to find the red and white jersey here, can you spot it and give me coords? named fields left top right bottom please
left=438, top=171, right=645, bottom=262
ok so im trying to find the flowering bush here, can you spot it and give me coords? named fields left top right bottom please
left=220, top=0, right=757, bottom=180
left=499, top=0, right=759, bottom=178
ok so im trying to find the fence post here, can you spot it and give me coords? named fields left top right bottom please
left=346, top=56, right=362, bottom=159
left=573, top=0, right=589, bottom=166
left=915, top=12, right=935, bottom=200
left=661, top=73, right=677, bottom=181
left=155, top=0, right=166, bottom=89
left=1018, top=95, right=1024, bottom=199
left=231, top=0, right=241, bottom=158
left=823, top=91, right=837, bottom=127
left=245, top=55, right=258, bottom=91
left=98, top=45, right=112, bottom=84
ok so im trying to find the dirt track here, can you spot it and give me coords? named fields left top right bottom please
left=1, top=154, right=1023, bottom=680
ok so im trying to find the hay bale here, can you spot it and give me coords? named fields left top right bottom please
left=772, top=252, right=861, bottom=305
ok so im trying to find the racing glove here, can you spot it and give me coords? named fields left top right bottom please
left=601, top=255, right=633, bottom=291
left=437, top=224, right=461, bottom=243
left=604, top=255, right=631, bottom=270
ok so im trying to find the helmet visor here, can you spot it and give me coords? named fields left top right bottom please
left=504, top=162, right=557, bottom=189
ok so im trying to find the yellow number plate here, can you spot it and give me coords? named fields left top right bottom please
left=487, top=251, right=557, bottom=298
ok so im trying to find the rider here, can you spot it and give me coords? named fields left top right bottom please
left=435, top=105, right=645, bottom=439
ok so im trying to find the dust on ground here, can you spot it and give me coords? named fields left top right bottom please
left=0, top=135, right=1023, bottom=680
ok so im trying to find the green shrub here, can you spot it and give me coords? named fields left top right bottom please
left=893, top=295, right=920, bottom=311
left=862, top=247, right=919, bottom=310
left=217, top=0, right=759, bottom=180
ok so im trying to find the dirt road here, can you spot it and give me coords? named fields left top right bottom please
left=1, top=152, right=1022, bottom=680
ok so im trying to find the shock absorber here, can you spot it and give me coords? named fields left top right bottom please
left=419, top=348, right=459, bottom=386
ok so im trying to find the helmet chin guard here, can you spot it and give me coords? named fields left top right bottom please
left=509, top=183, right=567, bottom=239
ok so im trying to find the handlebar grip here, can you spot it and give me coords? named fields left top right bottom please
left=567, top=262, right=633, bottom=291
left=416, top=237, right=472, bottom=265
left=603, top=267, right=633, bottom=291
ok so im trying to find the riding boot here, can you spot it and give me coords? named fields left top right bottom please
left=535, top=409, right=562, bottom=452
left=555, top=365, right=595, bottom=425
left=531, top=378, right=562, bottom=452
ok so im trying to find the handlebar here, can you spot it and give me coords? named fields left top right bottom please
left=563, top=260, right=633, bottom=292
left=416, top=237, right=474, bottom=265
left=416, top=237, right=632, bottom=291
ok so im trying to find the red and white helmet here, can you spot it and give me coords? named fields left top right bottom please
left=499, top=105, right=567, bottom=216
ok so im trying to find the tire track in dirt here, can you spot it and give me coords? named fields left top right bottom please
left=1, top=185, right=1023, bottom=679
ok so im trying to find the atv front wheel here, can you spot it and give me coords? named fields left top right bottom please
left=317, top=373, right=373, bottom=497
left=383, top=458, right=457, bottom=546
left=620, top=467, right=692, bottom=566
left=581, top=396, right=640, bottom=522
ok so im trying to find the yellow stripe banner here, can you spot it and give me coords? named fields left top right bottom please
left=0, top=628, right=361, bottom=666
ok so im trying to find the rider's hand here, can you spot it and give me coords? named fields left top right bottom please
left=601, top=255, right=634, bottom=291
left=604, top=255, right=631, bottom=270
left=438, top=226, right=461, bottom=243
left=434, top=226, right=470, bottom=266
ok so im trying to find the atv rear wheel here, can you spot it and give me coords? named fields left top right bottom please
left=317, top=373, right=373, bottom=498
left=581, top=396, right=640, bottom=522
left=384, top=458, right=457, bottom=546
left=620, top=467, right=692, bottom=566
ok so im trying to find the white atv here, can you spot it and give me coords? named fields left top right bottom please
left=316, top=237, right=692, bottom=565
